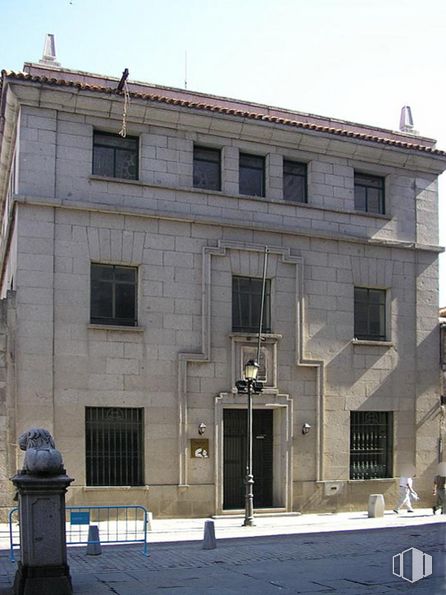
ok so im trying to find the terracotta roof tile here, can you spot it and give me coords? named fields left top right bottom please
left=2, top=69, right=446, bottom=157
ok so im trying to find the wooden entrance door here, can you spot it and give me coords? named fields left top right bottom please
left=223, top=409, right=273, bottom=509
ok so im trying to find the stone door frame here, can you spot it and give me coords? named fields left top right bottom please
left=214, top=391, right=293, bottom=515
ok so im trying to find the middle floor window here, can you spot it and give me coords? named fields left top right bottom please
left=90, top=263, right=138, bottom=327
left=232, top=275, right=271, bottom=333
left=354, top=287, right=387, bottom=341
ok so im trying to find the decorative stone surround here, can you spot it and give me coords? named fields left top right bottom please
left=177, top=240, right=326, bottom=488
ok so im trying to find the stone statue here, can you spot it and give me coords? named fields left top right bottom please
left=18, top=428, right=64, bottom=475
left=12, top=428, right=73, bottom=594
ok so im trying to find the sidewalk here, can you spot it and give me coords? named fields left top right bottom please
left=146, top=507, right=446, bottom=542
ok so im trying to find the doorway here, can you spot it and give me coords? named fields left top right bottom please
left=223, top=409, right=273, bottom=509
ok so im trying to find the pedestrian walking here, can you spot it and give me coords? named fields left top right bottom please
left=393, top=475, right=417, bottom=513
left=432, top=474, right=446, bottom=514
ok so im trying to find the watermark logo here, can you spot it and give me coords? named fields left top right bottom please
left=392, top=547, right=432, bottom=583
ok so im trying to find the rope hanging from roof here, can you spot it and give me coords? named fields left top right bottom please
left=118, top=79, right=130, bottom=138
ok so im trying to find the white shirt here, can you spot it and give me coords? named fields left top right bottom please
left=399, top=476, right=413, bottom=489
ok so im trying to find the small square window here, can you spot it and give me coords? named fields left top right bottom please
left=350, top=411, right=393, bottom=479
left=232, top=276, right=271, bottom=333
left=239, top=153, right=265, bottom=197
left=354, top=173, right=384, bottom=214
left=193, top=146, right=221, bottom=191
left=93, top=132, right=138, bottom=180
left=91, top=263, right=137, bottom=326
left=283, top=160, right=307, bottom=202
left=86, top=407, right=144, bottom=486
left=354, top=287, right=386, bottom=341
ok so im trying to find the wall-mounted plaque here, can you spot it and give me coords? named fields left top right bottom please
left=191, top=439, right=209, bottom=458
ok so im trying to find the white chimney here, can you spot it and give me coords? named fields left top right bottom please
left=399, top=105, right=415, bottom=133
left=39, top=34, right=61, bottom=67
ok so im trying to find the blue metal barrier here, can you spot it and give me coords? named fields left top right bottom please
left=9, top=505, right=149, bottom=562
left=8, top=507, right=18, bottom=563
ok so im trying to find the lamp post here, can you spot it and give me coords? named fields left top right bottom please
left=235, top=359, right=263, bottom=527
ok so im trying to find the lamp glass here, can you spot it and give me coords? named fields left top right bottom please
left=244, top=359, right=259, bottom=381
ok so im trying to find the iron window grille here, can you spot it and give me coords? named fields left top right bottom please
left=91, top=263, right=137, bottom=327
left=283, top=160, right=307, bottom=202
left=86, top=407, right=144, bottom=486
left=354, top=287, right=386, bottom=341
left=92, top=131, right=138, bottom=180
left=232, top=276, right=271, bottom=333
left=354, top=172, right=385, bottom=214
left=193, top=146, right=221, bottom=191
left=350, top=411, right=393, bottom=480
left=239, top=153, right=265, bottom=197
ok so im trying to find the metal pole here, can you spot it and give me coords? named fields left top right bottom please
left=244, top=380, right=254, bottom=526
left=256, top=246, right=269, bottom=364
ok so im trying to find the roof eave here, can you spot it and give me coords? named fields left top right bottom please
left=4, top=69, right=445, bottom=158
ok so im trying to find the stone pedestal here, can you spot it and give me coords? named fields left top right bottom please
left=11, top=472, right=74, bottom=595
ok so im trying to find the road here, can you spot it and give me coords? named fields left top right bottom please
left=1, top=519, right=444, bottom=593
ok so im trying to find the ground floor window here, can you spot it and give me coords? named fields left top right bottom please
left=85, top=407, right=144, bottom=486
left=350, top=411, right=393, bottom=480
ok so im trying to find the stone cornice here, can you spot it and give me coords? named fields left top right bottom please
left=11, top=194, right=444, bottom=254
left=3, top=78, right=446, bottom=174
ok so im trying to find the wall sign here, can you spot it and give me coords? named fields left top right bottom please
left=191, top=439, right=209, bottom=458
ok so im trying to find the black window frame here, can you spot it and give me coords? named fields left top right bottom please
left=92, top=131, right=139, bottom=180
left=86, top=407, right=144, bottom=486
left=354, top=287, right=387, bottom=341
left=239, top=153, right=265, bottom=197
left=354, top=172, right=385, bottom=214
left=90, top=263, right=138, bottom=327
left=283, top=160, right=307, bottom=203
left=350, top=411, right=393, bottom=480
left=232, top=275, right=271, bottom=333
left=193, top=145, right=221, bottom=191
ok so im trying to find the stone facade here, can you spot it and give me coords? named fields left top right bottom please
left=0, top=62, right=445, bottom=519
left=440, top=309, right=446, bottom=459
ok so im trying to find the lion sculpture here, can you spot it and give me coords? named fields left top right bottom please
left=18, top=428, right=64, bottom=475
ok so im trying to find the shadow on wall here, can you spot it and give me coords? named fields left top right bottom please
left=297, top=480, right=397, bottom=514
left=315, top=308, right=440, bottom=406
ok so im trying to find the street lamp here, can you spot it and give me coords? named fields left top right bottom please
left=235, top=359, right=263, bottom=527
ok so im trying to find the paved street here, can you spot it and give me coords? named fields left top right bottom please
left=0, top=511, right=444, bottom=594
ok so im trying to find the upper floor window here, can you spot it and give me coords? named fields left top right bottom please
left=232, top=276, right=271, bottom=333
left=91, top=263, right=137, bottom=326
left=86, top=407, right=144, bottom=486
left=354, top=173, right=385, bottom=214
left=239, top=153, right=265, bottom=197
left=354, top=287, right=386, bottom=341
left=193, top=146, right=221, bottom=191
left=350, top=411, right=393, bottom=480
left=283, top=160, right=307, bottom=202
left=93, top=131, right=138, bottom=180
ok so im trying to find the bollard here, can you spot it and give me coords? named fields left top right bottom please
left=368, top=494, right=385, bottom=518
left=202, top=519, right=216, bottom=550
left=147, top=511, right=153, bottom=531
left=86, top=525, right=102, bottom=555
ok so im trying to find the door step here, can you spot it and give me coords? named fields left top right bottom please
left=214, top=509, right=301, bottom=519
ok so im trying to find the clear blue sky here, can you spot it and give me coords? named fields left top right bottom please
left=2, top=0, right=446, bottom=301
